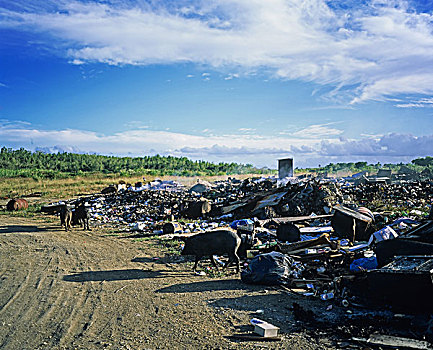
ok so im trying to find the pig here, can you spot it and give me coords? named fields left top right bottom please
left=237, top=231, right=256, bottom=258
left=181, top=229, right=241, bottom=273
left=72, top=202, right=91, bottom=230
left=59, top=205, right=72, bottom=231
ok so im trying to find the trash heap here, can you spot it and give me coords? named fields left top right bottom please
left=206, top=177, right=340, bottom=219
left=43, top=175, right=432, bottom=232
left=237, top=204, right=433, bottom=344
left=339, top=181, right=433, bottom=211
left=44, top=176, right=433, bottom=303
left=42, top=174, right=433, bottom=343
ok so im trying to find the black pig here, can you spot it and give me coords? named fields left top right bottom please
left=59, top=205, right=72, bottom=231
left=181, top=229, right=241, bottom=273
left=237, top=232, right=256, bottom=258
left=72, top=203, right=91, bottom=230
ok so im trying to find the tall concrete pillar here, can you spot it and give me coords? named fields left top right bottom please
left=278, top=158, right=294, bottom=179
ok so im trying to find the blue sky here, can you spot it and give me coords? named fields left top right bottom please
left=1, top=0, right=433, bottom=168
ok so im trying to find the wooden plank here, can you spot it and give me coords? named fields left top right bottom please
left=229, top=334, right=282, bottom=341
left=352, top=334, right=433, bottom=350
left=260, top=214, right=333, bottom=226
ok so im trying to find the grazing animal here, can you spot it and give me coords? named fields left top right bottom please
left=72, top=203, right=91, bottom=230
left=237, top=231, right=256, bottom=258
left=101, top=185, right=117, bottom=195
left=181, top=229, right=241, bottom=273
left=59, top=205, right=72, bottom=231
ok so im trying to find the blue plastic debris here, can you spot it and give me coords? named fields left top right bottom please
left=230, top=219, right=254, bottom=229
left=350, top=256, right=378, bottom=272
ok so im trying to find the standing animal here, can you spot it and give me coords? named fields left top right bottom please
left=59, top=205, right=72, bottom=231
left=72, top=203, right=91, bottom=230
left=181, top=229, right=241, bottom=273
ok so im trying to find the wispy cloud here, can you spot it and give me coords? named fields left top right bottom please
left=395, top=97, right=433, bottom=108
left=123, top=121, right=150, bottom=129
left=238, top=127, right=256, bottom=133
left=177, top=145, right=288, bottom=156
left=0, top=119, right=31, bottom=128
left=291, top=123, right=344, bottom=138
left=2, top=1, right=433, bottom=103
left=224, top=73, right=239, bottom=80
left=35, top=145, right=83, bottom=154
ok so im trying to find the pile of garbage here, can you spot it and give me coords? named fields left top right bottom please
left=47, top=176, right=432, bottom=277
left=43, top=174, right=432, bottom=232
left=41, top=173, right=433, bottom=344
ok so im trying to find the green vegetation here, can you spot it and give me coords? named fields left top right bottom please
left=412, top=156, right=433, bottom=167
left=0, top=147, right=274, bottom=179
left=1, top=146, right=431, bottom=181
left=298, top=156, right=433, bottom=175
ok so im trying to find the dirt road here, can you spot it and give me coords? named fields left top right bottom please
left=0, top=215, right=336, bottom=349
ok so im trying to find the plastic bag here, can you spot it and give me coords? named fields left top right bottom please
left=350, top=256, right=378, bottom=272
left=241, top=252, right=296, bottom=285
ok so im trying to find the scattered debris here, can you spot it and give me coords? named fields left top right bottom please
left=251, top=318, right=280, bottom=338
left=352, top=334, right=433, bottom=350
left=40, top=172, right=433, bottom=345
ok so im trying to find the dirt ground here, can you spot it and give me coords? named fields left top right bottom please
left=0, top=215, right=340, bottom=350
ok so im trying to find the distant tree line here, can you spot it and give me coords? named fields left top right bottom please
left=0, top=147, right=274, bottom=179
left=299, top=157, right=433, bottom=175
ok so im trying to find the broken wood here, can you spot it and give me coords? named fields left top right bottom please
left=352, top=334, right=433, bottom=350
left=229, top=333, right=282, bottom=341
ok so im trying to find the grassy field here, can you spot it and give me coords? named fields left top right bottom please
left=0, top=173, right=262, bottom=203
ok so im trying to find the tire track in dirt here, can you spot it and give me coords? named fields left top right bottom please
left=0, top=218, right=109, bottom=349
left=0, top=235, right=42, bottom=349
left=31, top=237, right=105, bottom=349
left=0, top=267, right=31, bottom=317
left=0, top=215, right=337, bottom=350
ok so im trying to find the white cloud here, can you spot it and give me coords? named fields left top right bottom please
left=35, top=145, right=83, bottom=154
left=2, top=1, right=433, bottom=103
left=395, top=97, right=433, bottom=108
left=224, top=73, right=239, bottom=80
left=0, top=119, right=321, bottom=166
left=0, top=119, right=31, bottom=128
left=69, top=59, right=84, bottom=65
left=177, top=145, right=288, bottom=156
left=395, top=103, right=428, bottom=108
left=238, top=128, right=256, bottom=133
left=291, top=123, right=344, bottom=138
left=1, top=120, right=432, bottom=167
left=124, top=121, right=150, bottom=129
left=319, top=133, right=433, bottom=157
